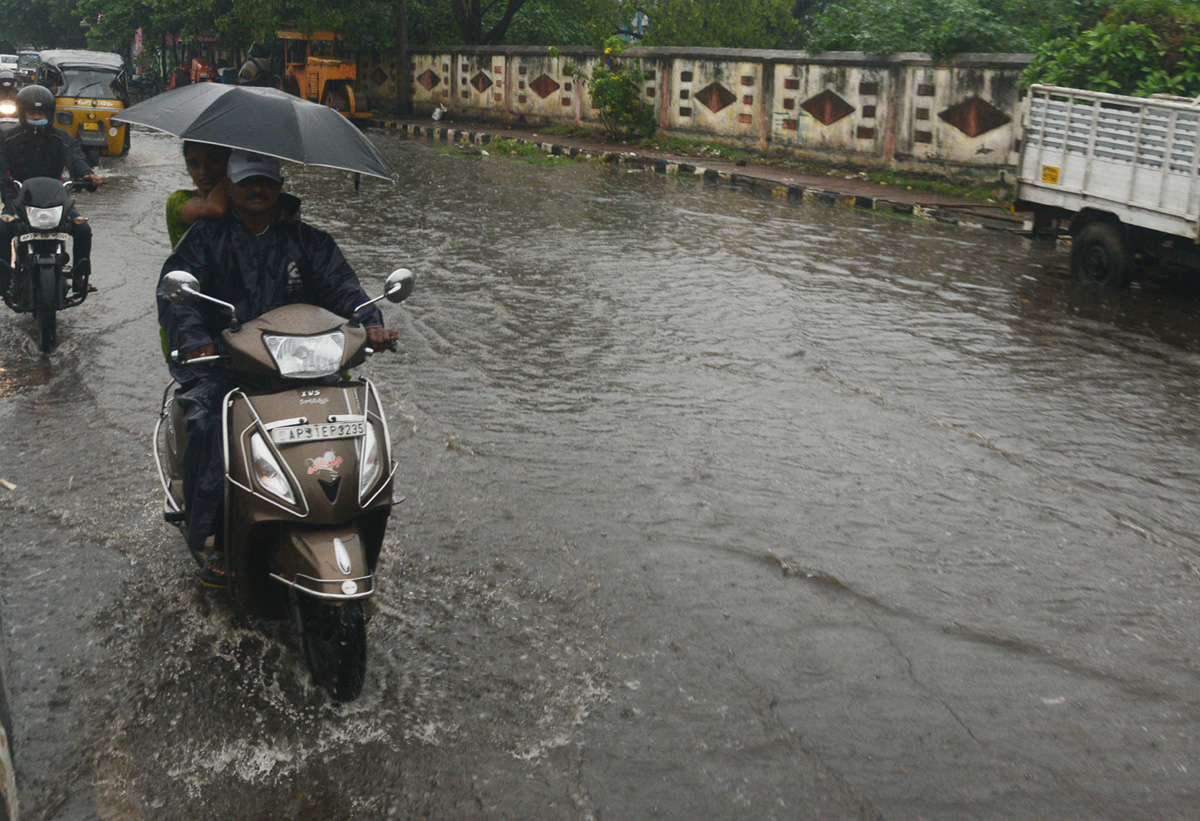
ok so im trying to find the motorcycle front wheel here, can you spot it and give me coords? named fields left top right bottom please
left=294, top=595, right=367, bottom=701
left=34, top=263, right=57, bottom=353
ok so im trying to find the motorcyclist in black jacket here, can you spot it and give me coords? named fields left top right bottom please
left=158, top=149, right=397, bottom=585
left=0, top=85, right=103, bottom=295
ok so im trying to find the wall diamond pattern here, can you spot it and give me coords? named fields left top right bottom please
left=470, top=72, right=493, bottom=94
left=695, top=83, right=736, bottom=114
left=416, top=69, right=440, bottom=90
left=939, top=96, right=1010, bottom=138
left=801, top=90, right=855, bottom=126
left=530, top=74, right=560, bottom=99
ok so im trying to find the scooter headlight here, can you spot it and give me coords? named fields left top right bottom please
left=359, top=422, right=382, bottom=501
left=263, top=332, right=345, bottom=378
left=25, top=205, right=63, bottom=231
left=250, top=432, right=296, bottom=504
left=0, top=102, right=16, bottom=116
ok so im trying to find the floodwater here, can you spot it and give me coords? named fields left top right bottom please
left=1, top=128, right=1199, bottom=820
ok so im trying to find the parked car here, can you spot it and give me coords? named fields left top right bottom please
left=0, top=55, right=16, bottom=71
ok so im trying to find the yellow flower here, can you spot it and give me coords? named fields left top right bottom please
left=604, top=48, right=612, bottom=54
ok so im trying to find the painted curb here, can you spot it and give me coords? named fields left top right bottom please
left=372, top=120, right=1022, bottom=234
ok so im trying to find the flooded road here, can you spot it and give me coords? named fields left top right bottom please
left=1, top=128, right=1199, bottom=819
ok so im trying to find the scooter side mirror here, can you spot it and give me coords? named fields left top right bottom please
left=160, top=270, right=200, bottom=304
left=384, top=268, right=414, bottom=304
left=160, top=270, right=240, bottom=329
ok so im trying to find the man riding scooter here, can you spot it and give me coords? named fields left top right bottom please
left=0, top=85, right=103, bottom=297
left=158, top=149, right=397, bottom=585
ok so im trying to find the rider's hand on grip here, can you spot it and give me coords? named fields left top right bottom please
left=365, top=326, right=398, bottom=352
left=180, top=343, right=217, bottom=364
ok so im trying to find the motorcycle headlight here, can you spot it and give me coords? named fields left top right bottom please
left=250, top=432, right=295, bottom=504
left=359, top=422, right=382, bottom=501
left=263, top=332, right=345, bottom=378
left=0, top=102, right=16, bottom=116
left=25, top=205, right=63, bottom=231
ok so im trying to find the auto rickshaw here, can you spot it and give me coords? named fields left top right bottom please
left=15, top=51, right=39, bottom=86
left=35, top=50, right=130, bottom=165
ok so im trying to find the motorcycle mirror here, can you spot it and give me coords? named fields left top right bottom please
left=384, top=268, right=414, bottom=304
left=160, top=270, right=200, bottom=304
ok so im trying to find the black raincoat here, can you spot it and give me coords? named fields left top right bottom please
left=157, top=202, right=386, bottom=555
left=0, top=123, right=92, bottom=188
left=158, top=198, right=383, bottom=355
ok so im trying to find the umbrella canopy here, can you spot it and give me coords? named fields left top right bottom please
left=113, top=84, right=392, bottom=180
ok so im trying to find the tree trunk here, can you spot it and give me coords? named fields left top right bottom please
left=450, top=0, right=531, bottom=45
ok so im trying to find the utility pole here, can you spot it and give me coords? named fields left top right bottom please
left=396, top=0, right=411, bottom=115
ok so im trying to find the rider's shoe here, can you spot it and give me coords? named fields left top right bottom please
left=71, top=260, right=95, bottom=294
left=200, top=552, right=228, bottom=588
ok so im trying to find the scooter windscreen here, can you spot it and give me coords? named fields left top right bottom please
left=221, top=304, right=369, bottom=378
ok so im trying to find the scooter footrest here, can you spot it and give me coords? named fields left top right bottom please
left=163, top=509, right=186, bottom=523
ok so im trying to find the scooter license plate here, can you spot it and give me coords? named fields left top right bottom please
left=18, top=232, right=70, bottom=242
left=270, top=420, right=366, bottom=444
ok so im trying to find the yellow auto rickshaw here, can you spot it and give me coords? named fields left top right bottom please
left=35, top=50, right=130, bottom=164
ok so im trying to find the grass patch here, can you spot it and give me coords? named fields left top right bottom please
left=636, top=134, right=1011, bottom=202
left=483, top=138, right=578, bottom=166
left=865, top=170, right=1012, bottom=203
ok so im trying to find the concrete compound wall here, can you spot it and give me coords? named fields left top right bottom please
left=358, top=46, right=1032, bottom=177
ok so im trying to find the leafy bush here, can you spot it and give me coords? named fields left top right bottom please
left=1022, top=0, right=1200, bottom=95
left=555, top=38, right=656, bottom=140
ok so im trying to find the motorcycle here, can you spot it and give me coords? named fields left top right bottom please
left=154, top=267, right=414, bottom=701
left=1, top=178, right=95, bottom=353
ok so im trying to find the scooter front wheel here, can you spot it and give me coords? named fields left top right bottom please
left=295, top=596, right=367, bottom=701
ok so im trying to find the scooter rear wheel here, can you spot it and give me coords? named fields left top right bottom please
left=296, top=597, right=367, bottom=701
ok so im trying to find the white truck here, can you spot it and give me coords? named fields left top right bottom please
left=1015, top=84, right=1200, bottom=287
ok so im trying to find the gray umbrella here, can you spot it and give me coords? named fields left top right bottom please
left=113, top=84, right=392, bottom=180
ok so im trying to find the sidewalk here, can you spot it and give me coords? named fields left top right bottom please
left=371, top=116, right=1026, bottom=233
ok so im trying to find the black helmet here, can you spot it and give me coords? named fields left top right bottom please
left=0, top=71, right=15, bottom=92
left=17, top=85, right=55, bottom=134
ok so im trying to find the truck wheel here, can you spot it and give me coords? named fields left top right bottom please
left=1071, top=221, right=1133, bottom=288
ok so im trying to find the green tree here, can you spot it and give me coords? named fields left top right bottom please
left=449, top=0, right=535, bottom=44
left=503, top=0, right=624, bottom=46
left=1022, top=0, right=1200, bottom=95
left=0, top=0, right=89, bottom=48
left=620, top=0, right=802, bottom=49
left=802, top=0, right=1031, bottom=58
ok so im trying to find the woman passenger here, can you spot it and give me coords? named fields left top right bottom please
left=166, top=141, right=231, bottom=248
